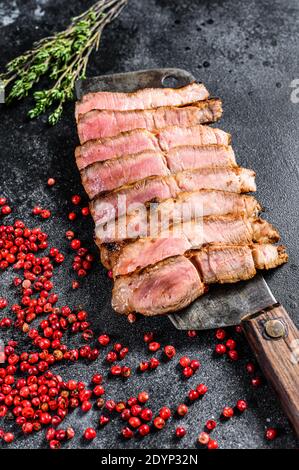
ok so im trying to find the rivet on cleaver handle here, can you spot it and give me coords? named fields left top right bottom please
left=75, top=68, right=196, bottom=98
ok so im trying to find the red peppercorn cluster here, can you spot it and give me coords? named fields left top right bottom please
left=0, top=211, right=276, bottom=449
left=100, top=342, right=130, bottom=378
left=0, top=354, right=97, bottom=448
left=67, top=195, right=90, bottom=222
left=214, top=329, right=239, bottom=361
left=0, top=197, right=12, bottom=217
left=178, top=356, right=201, bottom=378
left=69, top=238, right=94, bottom=279
left=138, top=357, right=160, bottom=372
left=187, top=383, right=208, bottom=404
left=46, top=426, right=75, bottom=449
left=32, top=207, right=52, bottom=219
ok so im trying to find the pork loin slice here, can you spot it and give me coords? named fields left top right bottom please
left=104, top=216, right=280, bottom=276
left=75, top=130, right=160, bottom=170
left=112, top=256, right=205, bottom=316
left=82, top=144, right=237, bottom=199
left=75, top=126, right=231, bottom=170
left=251, top=244, right=288, bottom=269
left=193, top=245, right=256, bottom=284
left=112, top=244, right=288, bottom=316
left=177, top=167, right=256, bottom=193
left=77, top=99, right=223, bottom=143
left=75, top=82, right=210, bottom=120
left=90, top=167, right=256, bottom=225
left=157, top=125, right=231, bottom=150
left=90, top=176, right=180, bottom=225
left=81, top=150, right=169, bottom=199
left=95, top=191, right=261, bottom=244
left=193, top=244, right=288, bottom=283
left=165, top=145, right=237, bottom=173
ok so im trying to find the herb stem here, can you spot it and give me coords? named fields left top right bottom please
left=0, top=0, right=128, bottom=124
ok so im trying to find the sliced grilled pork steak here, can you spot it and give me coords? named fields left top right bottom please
left=75, top=130, right=160, bottom=170
left=75, top=82, right=210, bottom=120
left=157, top=124, right=231, bottom=150
left=165, top=145, right=237, bottom=172
left=95, top=191, right=262, bottom=244
left=81, top=145, right=237, bottom=199
left=77, top=99, right=223, bottom=143
left=90, top=168, right=256, bottom=225
left=81, top=150, right=169, bottom=199
left=102, top=216, right=280, bottom=276
left=112, top=244, right=288, bottom=316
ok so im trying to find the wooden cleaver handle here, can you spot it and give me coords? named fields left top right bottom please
left=242, top=304, right=299, bottom=438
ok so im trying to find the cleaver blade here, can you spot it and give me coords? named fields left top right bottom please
left=169, top=274, right=277, bottom=330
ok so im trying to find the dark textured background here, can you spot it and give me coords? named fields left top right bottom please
left=0, top=0, right=299, bottom=449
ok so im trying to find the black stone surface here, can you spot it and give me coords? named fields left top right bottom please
left=0, top=0, right=298, bottom=449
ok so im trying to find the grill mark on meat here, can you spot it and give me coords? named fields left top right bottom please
left=77, top=99, right=223, bottom=143
left=75, top=126, right=231, bottom=170
left=75, top=82, right=210, bottom=120
left=111, top=244, right=288, bottom=316
left=102, top=216, right=280, bottom=276
left=81, top=145, right=237, bottom=199
left=90, top=168, right=256, bottom=225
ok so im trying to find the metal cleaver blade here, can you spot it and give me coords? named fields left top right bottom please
left=169, top=274, right=277, bottom=330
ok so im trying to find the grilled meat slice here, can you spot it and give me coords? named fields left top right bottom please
left=165, top=145, right=237, bottom=173
left=112, top=244, right=288, bottom=316
left=251, top=244, right=288, bottom=269
left=95, top=190, right=262, bottom=244
left=81, top=145, right=237, bottom=199
left=102, top=216, right=280, bottom=276
left=77, top=99, right=223, bottom=143
left=112, top=256, right=205, bottom=317
left=157, top=124, right=230, bottom=150
left=90, top=175, right=180, bottom=225
left=90, top=168, right=256, bottom=225
left=76, top=126, right=231, bottom=170
left=75, top=82, right=210, bottom=120
left=75, top=130, right=160, bottom=170
left=176, top=167, right=256, bottom=193
left=81, top=150, right=169, bottom=199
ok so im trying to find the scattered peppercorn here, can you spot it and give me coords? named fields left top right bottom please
left=47, top=178, right=56, bottom=187
left=265, top=427, right=278, bottom=441
left=175, top=426, right=186, bottom=438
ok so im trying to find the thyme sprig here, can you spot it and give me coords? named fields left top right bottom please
left=0, top=0, right=128, bottom=125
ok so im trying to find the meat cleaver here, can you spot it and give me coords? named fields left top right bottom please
left=76, top=68, right=299, bottom=438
